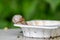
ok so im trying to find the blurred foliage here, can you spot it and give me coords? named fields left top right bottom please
left=0, top=0, right=60, bottom=29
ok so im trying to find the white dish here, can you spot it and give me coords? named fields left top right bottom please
left=14, top=20, right=60, bottom=38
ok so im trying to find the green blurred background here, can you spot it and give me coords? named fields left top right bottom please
left=0, top=0, right=60, bottom=29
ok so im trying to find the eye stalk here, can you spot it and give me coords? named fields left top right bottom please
left=12, top=15, right=27, bottom=25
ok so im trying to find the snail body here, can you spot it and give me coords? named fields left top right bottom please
left=12, top=15, right=27, bottom=25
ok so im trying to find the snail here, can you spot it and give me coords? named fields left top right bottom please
left=12, top=15, right=27, bottom=25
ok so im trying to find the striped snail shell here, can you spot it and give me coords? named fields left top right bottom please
left=12, top=15, right=22, bottom=24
